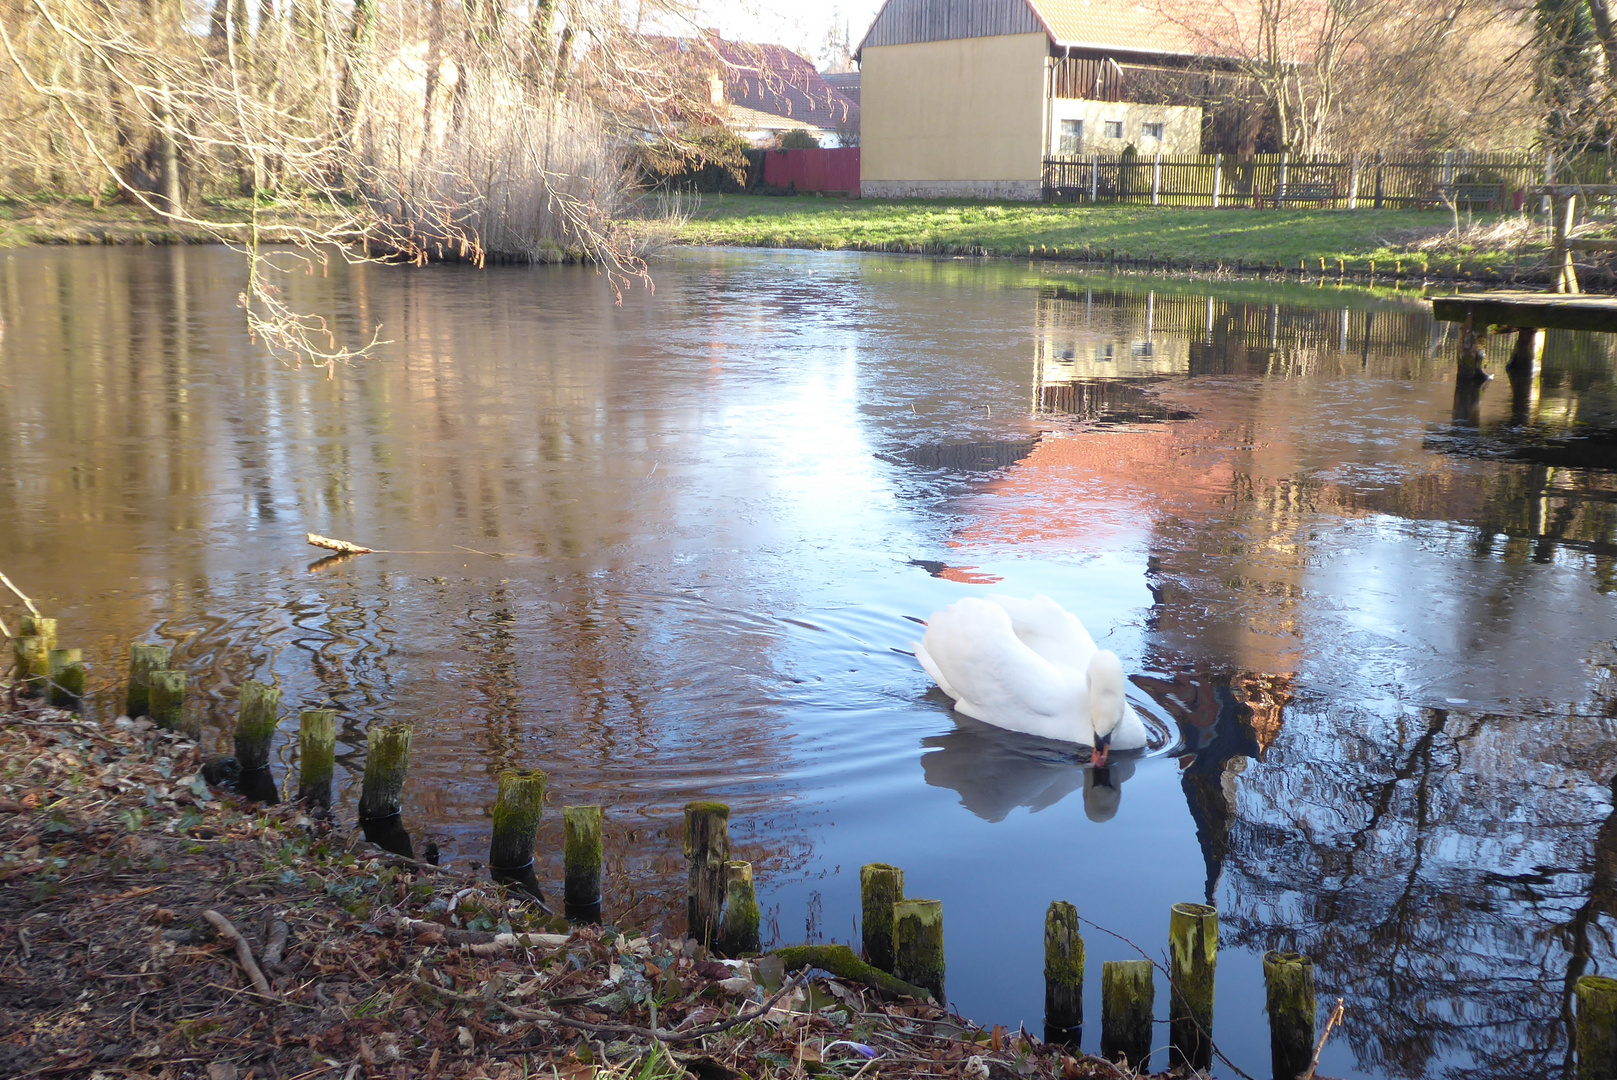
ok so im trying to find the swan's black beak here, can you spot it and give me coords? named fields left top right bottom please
left=1092, top=733, right=1112, bottom=769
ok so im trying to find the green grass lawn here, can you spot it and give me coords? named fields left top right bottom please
left=676, top=194, right=1557, bottom=279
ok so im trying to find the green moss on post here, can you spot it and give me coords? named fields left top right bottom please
left=233, top=679, right=281, bottom=772
left=126, top=643, right=171, bottom=718
left=357, top=724, right=412, bottom=821
left=21, top=616, right=56, bottom=654
left=1044, top=900, right=1084, bottom=1038
left=684, top=801, right=730, bottom=947
left=296, top=709, right=337, bottom=806
left=563, top=804, right=603, bottom=913
left=893, top=898, right=945, bottom=1006
left=860, top=863, right=905, bottom=973
left=1169, top=902, right=1218, bottom=1072
left=13, top=635, right=47, bottom=697
left=46, top=648, right=85, bottom=709
left=1577, top=974, right=1617, bottom=1080
left=772, top=944, right=934, bottom=1001
left=1101, top=960, right=1154, bottom=1070
left=490, top=769, right=547, bottom=900
left=716, top=860, right=760, bottom=958
left=1264, top=951, right=1315, bottom=1080
left=149, top=670, right=192, bottom=736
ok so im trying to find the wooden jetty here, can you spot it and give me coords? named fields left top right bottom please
left=1430, top=292, right=1617, bottom=334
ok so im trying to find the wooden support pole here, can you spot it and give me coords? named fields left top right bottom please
left=150, top=670, right=190, bottom=736
left=860, top=863, right=905, bottom=973
left=489, top=768, right=547, bottom=899
left=296, top=708, right=337, bottom=807
left=47, top=648, right=84, bottom=708
left=20, top=616, right=57, bottom=696
left=1577, top=974, right=1617, bottom=1080
left=893, top=898, right=945, bottom=1005
left=563, top=804, right=603, bottom=917
left=684, top=801, right=730, bottom=947
left=13, top=635, right=48, bottom=697
left=357, top=724, right=411, bottom=821
left=233, top=679, right=280, bottom=772
left=126, top=643, right=170, bottom=718
left=1264, top=950, right=1315, bottom=1080
left=1508, top=327, right=1544, bottom=374
left=1168, top=902, right=1218, bottom=1071
left=1554, top=194, right=1581, bottom=295
left=1101, top=959, right=1154, bottom=1070
left=716, top=859, right=760, bottom=957
left=1044, top=900, right=1083, bottom=1039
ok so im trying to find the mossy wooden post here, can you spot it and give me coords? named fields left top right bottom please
left=1577, top=974, right=1617, bottom=1080
left=1169, top=902, right=1219, bottom=1071
left=893, top=898, right=945, bottom=1005
left=563, top=804, right=603, bottom=919
left=233, top=679, right=280, bottom=772
left=296, top=708, right=337, bottom=807
left=13, top=635, right=47, bottom=696
left=684, top=801, right=730, bottom=947
left=1264, top=951, right=1315, bottom=1080
left=125, top=643, right=171, bottom=717
left=1102, top=960, right=1154, bottom=1070
left=489, top=768, right=547, bottom=900
left=716, top=859, right=760, bottom=957
left=357, top=724, right=411, bottom=821
left=1044, top=901, right=1083, bottom=1040
left=861, top=863, right=905, bottom=973
left=46, top=649, right=85, bottom=709
left=149, top=670, right=192, bottom=736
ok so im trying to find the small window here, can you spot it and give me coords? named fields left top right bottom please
left=1058, top=119, right=1082, bottom=156
left=1103, top=120, right=1123, bottom=139
left=1142, top=122, right=1164, bottom=140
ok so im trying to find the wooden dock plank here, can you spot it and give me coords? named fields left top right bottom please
left=1431, top=291, right=1617, bottom=333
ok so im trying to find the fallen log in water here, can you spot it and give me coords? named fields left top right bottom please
left=306, top=532, right=373, bottom=554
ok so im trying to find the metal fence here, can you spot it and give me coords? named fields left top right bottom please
left=1041, top=151, right=1614, bottom=209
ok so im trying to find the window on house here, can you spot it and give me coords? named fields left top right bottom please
left=1058, top=119, right=1083, bottom=156
left=1103, top=121, right=1123, bottom=139
left=1142, top=122, right=1165, bottom=140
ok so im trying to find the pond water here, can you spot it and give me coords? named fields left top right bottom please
left=6, top=245, right=1617, bottom=1078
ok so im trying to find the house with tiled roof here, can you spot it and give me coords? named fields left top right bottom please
left=702, top=33, right=860, bottom=146
left=855, top=0, right=1280, bottom=198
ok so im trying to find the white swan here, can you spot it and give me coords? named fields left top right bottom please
left=913, top=594, right=1148, bottom=765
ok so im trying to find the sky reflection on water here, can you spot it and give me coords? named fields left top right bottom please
left=5, top=245, right=1617, bottom=1077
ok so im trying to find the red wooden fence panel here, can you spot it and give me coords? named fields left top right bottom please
left=762, top=147, right=860, bottom=196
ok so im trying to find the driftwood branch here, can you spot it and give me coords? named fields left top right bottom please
left=203, top=908, right=273, bottom=996
left=306, top=533, right=373, bottom=555
left=1300, top=997, right=1346, bottom=1080
left=770, top=944, right=935, bottom=1003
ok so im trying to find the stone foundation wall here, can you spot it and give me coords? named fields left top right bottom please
left=860, top=179, right=1042, bottom=201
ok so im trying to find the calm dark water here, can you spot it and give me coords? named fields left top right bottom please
left=5, top=245, right=1617, bottom=1078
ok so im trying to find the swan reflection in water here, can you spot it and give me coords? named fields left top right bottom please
left=919, top=714, right=1138, bottom=823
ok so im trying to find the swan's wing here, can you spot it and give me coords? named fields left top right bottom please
left=987, top=594, right=1097, bottom=670
left=920, top=598, right=1072, bottom=722
left=913, top=640, right=960, bottom=701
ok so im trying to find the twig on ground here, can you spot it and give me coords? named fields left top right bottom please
left=203, top=908, right=274, bottom=997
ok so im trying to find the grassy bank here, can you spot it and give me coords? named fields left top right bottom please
left=0, top=194, right=345, bottom=248
left=677, top=195, right=1605, bottom=285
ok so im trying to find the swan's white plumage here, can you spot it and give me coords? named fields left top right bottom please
left=914, top=595, right=1148, bottom=751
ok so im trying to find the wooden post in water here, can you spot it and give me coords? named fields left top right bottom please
left=357, top=724, right=411, bottom=821
left=489, top=768, right=547, bottom=899
left=47, top=648, right=84, bottom=708
left=13, top=635, right=48, bottom=697
left=1264, top=951, right=1315, bottom=1080
left=296, top=708, right=337, bottom=806
left=1044, top=901, right=1084, bottom=1040
left=716, top=859, right=760, bottom=957
left=893, top=898, right=945, bottom=1005
left=563, top=805, right=603, bottom=919
left=861, top=863, right=905, bottom=972
left=126, top=644, right=170, bottom=717
left=1102, top=960, right=1154, bottom=1070
left=684, top=801, right=730, bottom=946
left=233, top=680, right=280, bottom=772
left=21, top=616, right=57, bottom=656
left=149, top=671, right=190, bottom=736
left=1578, top=974, right=1617, bottom=1080
left=1168, top=902, right=1218, bottom=1071
left=1509, top=328, right=1544, bottom=374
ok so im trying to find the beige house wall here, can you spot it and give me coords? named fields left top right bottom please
left=861, top=33, right=1049, bottom=200
left=1048, top=100, right=1203, bottom=157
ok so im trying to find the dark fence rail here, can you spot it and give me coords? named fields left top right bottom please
left=1043, top=151, right=1614, bottom=210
